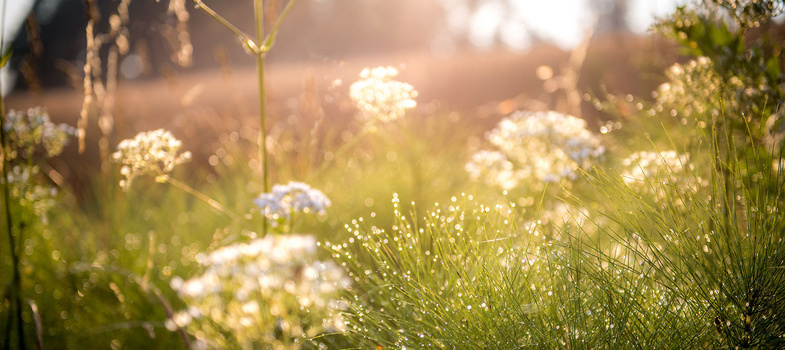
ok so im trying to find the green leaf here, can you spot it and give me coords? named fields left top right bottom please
left=0, top=48, right=11, bottom=68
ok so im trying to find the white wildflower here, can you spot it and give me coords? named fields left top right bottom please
left=468, top=111, right=604, bottom=190
left=254, top=181, right=331, bottom=227
left=656, top=57, right=722, bottom=120
left=465, top=150, right=524, bottom=190
left=169, top=234, right=348, bottom=348
left=112, top=129, right=191, bottom=190
left=3, top=107, right=75, bottom=159
left=621, top=150, right=703, bottom=206
left=349, top=66, right=418, bottom=123
left=656, top=56, right=774, bottom=133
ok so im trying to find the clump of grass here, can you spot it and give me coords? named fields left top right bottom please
left=333, top=191, right=704, bottom=348
left=574, top=145, right=785, bottom=347
left=332, top=1, right=785, bottom=348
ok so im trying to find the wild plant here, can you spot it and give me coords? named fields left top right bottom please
left=254, top=181, right=331, bottom=231
left=107, top=125, right=347, bottom=348
left=187, top=0, right=300, bottom=234
left=78, top=0, right=192, bottom=164
left=349, top=66, right=418, bottom=126
left=168, top=234, right=349, bottom=349
left=0, top=107, right=75, bottom=349
left=572, top=141, right=785, bottom=347
left=310, top=65, right=419, bottom=178
left=466, top=110, right=604, bottom=188
left=465, top=110, right=605, bottom=226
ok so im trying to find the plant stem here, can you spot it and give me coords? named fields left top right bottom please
left=1, top=3, right=26, bottom=343
left=0, top=59, right=27, bottom=350
left=255, top=0, right=269, bottom=235
left=193, top=0, right=300, bottom=235
left=191, top=0, right=259, bottom=54
left=165, top=176, right=252, bottom=231
left=261, top=0, right=299, bottom=51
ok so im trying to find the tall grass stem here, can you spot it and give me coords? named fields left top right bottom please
left=0, top=3, right=27, bottom=346
left=165, top=177, right=252, bottom=230
left=191, top=0, right=257, bottom=53
left=192, top=0, right=300, bottom=234
left=254, top=0, right=269, bottom=235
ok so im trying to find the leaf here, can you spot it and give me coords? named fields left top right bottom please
left=0, top=48, right=11, bottom=68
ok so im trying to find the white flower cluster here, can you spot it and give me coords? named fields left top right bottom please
left=465, top=150, right=520, bottom=190
left=112, top=129, right=191, bottom=190
left=621, top=150, right=704, bottom=206
left=254, top=182, right=331, bottom=227
left=655, top=57, right=774, bottom=127
left=713, top=0, right=784, bottom=28
left=1, top=108, right=73, bottom=224
left=3, top=107, right=75, bottom=159
left=466, top=111, right=604, bottom=190
left=168, top=234, right=349, bottom=348
left=656, top=57, right=722, bottom=120
left=349, top=66, right=418, bottom=123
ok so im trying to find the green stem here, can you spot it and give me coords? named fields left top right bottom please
left=0, top=55, right=27, bottom=350
left=165, top=176, right=252, bottom=231
left=191, top=0, right=259, bottom=54
left=192, top=0, right=300, bottom=235
left=1, top=2, right=26, bottom=343
left=254, top=0, right=269, bottom=235
left=261, top=0, right=299, bottom=52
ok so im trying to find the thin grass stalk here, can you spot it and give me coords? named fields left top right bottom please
left=192, top=0, right=299, bottom=235
left=261, top=0, right=298, bottom=50
left=26, top=300, right=42, bottom=350
left=709, top=103, right=722, bottom=241
left=191, top=0, right=257, bottom=53
left=164, top=176, right=252, bottom=230
left=99, top=46, right=119, bottom=172
left=254, top=0, right=269, bottom=235
left=0, top=6, right=26, bottom=348
left=78, top=18, right=96, bottom=154
left=0, top=79, right=26, bottom=350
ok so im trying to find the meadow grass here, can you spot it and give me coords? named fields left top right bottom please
left=2, top=0, right=785, bottom=349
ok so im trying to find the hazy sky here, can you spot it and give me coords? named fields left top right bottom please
left=464, top=0, right=685, bottom=49
left=0, top=0, right=685, bottom=95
